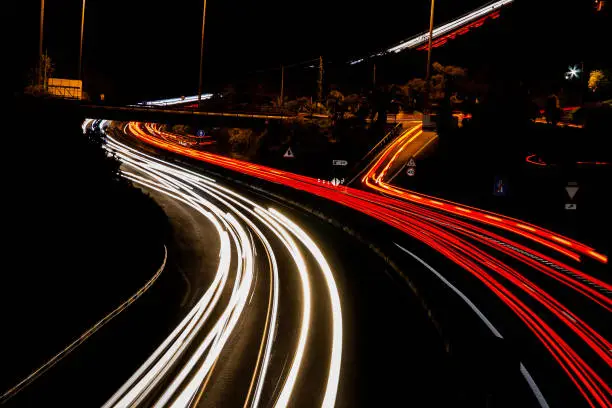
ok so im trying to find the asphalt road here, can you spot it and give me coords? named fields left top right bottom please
left=105, top=120, right=551, bottom=407
left=8, top=123, right=455, bottom=408
left=117, top=119, right=609, bottom=408
left=9, top=116, right=604, bottom=408
left=358, top=123, right=612, bottom=408
left=103, top=128, right=452, bottom=408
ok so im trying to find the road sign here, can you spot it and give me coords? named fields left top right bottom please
left=493, top=177, right=507, bottom=196
left=406, top=168, right=416, bottom=177
left=196, top=129, right=206, bottom=137
left=565, top=203, right=577, bottom=210
left=332, top=160, right=348, bottom=166
left=407, top=157, right=416, bottom=167
left=283, top=147, right=295, bottom=158
left=331, top=178, right=341, bottom=186
left=565, top=182, right=579, bottom=200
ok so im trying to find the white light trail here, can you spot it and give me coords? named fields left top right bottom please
left=268, top=209, right=343, bottom=408
left=133, top=94, right=214, bottom=107
left=348, top=0, right=513, bottom=64
left=90, top=121, right=343, bottom=408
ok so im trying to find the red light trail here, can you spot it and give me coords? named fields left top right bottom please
left=417, top=11, right=501, bottom=51
left=123, top=121, right=611, bottom=407
left=527, top=154, right=610, bottom=167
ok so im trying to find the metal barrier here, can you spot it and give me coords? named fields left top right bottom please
left=346, top=122, right=403, bottom=186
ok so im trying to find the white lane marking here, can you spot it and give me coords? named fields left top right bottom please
left=394, top=243, right=503, bottom=338
left=394, top=243, right=550, bottom=408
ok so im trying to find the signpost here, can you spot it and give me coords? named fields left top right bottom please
left=565, top=181, right=579, bottom=210
left=493, top=177, right=507, bottom=196
left=565, top=183, right=579, bottom=199
left=283, top=147, right=295, bottom=159
left=406, top=156, right=416, bottom=177
left=332, top=160, right=348, bottom=166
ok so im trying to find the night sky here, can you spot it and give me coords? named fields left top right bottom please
left=13, top=0, right=609, bottom=102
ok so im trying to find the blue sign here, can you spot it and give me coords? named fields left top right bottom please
left=196, top=129, right=206, bottom=137
left=493, top=177, right=507, bottom=196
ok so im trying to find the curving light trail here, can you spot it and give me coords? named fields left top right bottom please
left=118, top=119, right=611, bottom=407
left=267, top=209, right=343, bottom=408
left=526, top=153, right=610, bottom=168
left=360, top=124, right=612, bottom=406
left=349, top=0, right=514, bottom=64
left=90, top=123, right=343, bottom=408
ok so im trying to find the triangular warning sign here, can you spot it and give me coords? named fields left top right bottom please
left=283, top=147, right=294, bottom=158
left=565, top=186, right=579, bottom=200
left=407, top=158, right=416, bottom=167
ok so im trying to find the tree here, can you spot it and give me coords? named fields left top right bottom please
left=344, top=93, right=366, bottom=113
left=588, top=70, right=606, bottom=92
left=404, top=63, right=468, bottom=113
left=407, top=78, right=427, bottom=94
left=270, top=95, right=288, bottom=110
left=326, top=90, right=345, bottom=109
left=228, top=128, right=253, bottom=151
left=326, top=90, right=345, bottom=121
left=433, top=62, right=467, bottom=77
left=24, top=52, right=55, bottom=95
left=40, top=52, right=55, bottom=88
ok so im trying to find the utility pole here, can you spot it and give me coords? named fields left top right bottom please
left=39, top=0, right=45, bottom=87
left=280, top=65, right=284, bottom=109
left=580, top=61, right=585, bottom=106
left=373, top=63, right=377, bottom=88
left=79, top=0, right=86, bottom=81
left=197, top=0, right=208, bottom=110
left=317, top=55, right=323, bottom=103
left=424, top=0, right=436, bottom=124
left=43, top=50, right=49, bottom=89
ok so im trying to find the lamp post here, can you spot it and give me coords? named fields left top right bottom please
left=280, top=65, right=284, bottom=109
left=79, top=0, right=86, bottom=81
left=39, top=0, right=45, bottom=87
left=424, top=0, right=436, bottom=126
left=197, top=0, right=208, bottom=110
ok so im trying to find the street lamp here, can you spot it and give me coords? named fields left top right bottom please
left=566, top=65, right=581, bottom=80
left=197, top=0, right=208, bottom=110
left=39, top=0, right=45, bottom=87
left=423, top=0, right=436, bottom=127
left=79, top=0, right=86, bottom=81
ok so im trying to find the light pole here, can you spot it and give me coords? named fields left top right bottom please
left=39, top=0, right=45, bottom=87
left=197, top=0, right=208, bottom=110
left=424, top=0, right=436, bottom=125
left=79, top=0, right=86, bottom=81
left=580, top=61, right=585, bottom=106
left=373, top=63, right=376, bottom=88
left=280, top=65, right=285, bottom=110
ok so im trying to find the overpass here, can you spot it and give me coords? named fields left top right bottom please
left=349, top=0, right=513, bottom=64
left=80, top=103, right=295, bottom=127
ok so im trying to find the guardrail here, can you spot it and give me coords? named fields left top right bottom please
left=346, top=122, right=403, bottom=186
left=1, top=246, right=168, bottom=404
left=82, top=104, right=297, bottom=121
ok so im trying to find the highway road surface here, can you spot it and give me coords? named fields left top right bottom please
left=105, top=119, right=610, bottom=408
left=4, top=120, right=488, bottom=407
left=8, top=117, right=606, bottom=407
left=358, top=123, right=612, bottom=408
left=87, top=127, right=345, bottom=408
